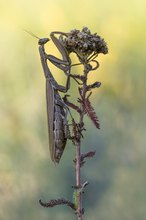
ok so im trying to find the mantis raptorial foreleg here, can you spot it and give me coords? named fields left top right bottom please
left=44, top=31, right=71, bottom=75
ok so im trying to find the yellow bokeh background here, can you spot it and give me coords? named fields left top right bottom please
left=0, top=0, right=146, bottom=219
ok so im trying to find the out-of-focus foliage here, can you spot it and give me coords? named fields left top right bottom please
left=0, top=0, right=146, bottom=219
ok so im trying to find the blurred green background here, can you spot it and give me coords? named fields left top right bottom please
left=0, top=0, right=146, bottom=219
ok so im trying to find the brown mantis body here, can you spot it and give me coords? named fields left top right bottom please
left=38, top=32, right=71, bottom=163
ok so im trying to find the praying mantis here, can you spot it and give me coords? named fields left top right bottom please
left=38, top=32, right=72, bottom=164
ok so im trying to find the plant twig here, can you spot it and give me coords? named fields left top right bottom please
left=39, top=198, right=76, bottom=210
left=72, top=62, right=92, bottom=219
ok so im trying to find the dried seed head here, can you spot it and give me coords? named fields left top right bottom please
left=60, top=27, right=108, bottom=62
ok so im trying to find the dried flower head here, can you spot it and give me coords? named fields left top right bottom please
left=59, top=27, right=108, bottom=62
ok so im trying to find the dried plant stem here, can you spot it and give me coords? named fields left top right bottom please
left=75, top=63, right=88, bottom=220
left=75, top=140, right=82, bottom=220
left=37, top=27, right=108, bottom=219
